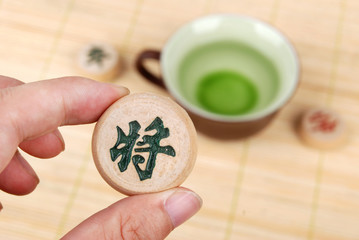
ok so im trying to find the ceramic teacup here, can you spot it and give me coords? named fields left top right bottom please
left=136, top=14, right=299, bottom=138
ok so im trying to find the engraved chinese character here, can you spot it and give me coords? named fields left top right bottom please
left=87, top=47, right=108, bottom=66
left=110, top=121, right=140, bottom=172
left=110, top=117, right=176, bottom=181
left=309, top=111, right=337, bottom=132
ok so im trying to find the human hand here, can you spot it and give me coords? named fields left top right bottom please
left=0, top=76, right=202, bottom=239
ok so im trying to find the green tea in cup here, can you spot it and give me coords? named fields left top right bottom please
left=178, top=40, right=279, bottom=116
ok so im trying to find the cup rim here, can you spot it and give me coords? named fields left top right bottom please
left=161, top=14, right=300, bottom=123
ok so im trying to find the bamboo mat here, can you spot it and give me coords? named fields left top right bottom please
left=0, top=0, right=358, bottom=239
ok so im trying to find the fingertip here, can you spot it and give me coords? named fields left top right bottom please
left=164, top=188, right=202, bottom=228
left=0, top=151, right=39, bottom=195
left=19, top=129, right=65, bottom=158
left=104, top=83, right=130, bottom=97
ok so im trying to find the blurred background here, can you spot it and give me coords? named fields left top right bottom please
left=0, top=0, right=358, bottom=239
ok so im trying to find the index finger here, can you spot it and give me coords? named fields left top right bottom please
left=0, top=76, right=129, bottom=172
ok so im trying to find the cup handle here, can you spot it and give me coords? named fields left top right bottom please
left=135, top=50, right=166, bottom=89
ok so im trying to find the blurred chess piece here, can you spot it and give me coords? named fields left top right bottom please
left=299, top=107, right=348, bottom=150
left=77, top=42, right=121, bottom=81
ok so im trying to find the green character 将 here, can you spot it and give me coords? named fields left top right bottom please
left=109, top=117, right=176, bottom=181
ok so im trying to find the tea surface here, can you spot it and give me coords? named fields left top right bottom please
left=196, top=70, right=258, bottom=115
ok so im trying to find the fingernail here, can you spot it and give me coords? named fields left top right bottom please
left=106, top=83, right=130, bottom=96
left=164, top=189, right=202, bottom=228
left=16, top=151, right=40, bottom=184
left=54, top=130, right=65, bottom=152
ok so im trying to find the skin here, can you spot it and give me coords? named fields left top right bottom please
left=0, top=76, right=202, bottom=239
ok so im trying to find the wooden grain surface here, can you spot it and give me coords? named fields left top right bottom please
left=0, top=0, right=358, bottom=239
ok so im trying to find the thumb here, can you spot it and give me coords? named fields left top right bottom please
left=61, top=188, right=202, bottom=240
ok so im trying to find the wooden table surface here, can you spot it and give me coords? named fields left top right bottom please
left=0, top=0, right=358, bottom=239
